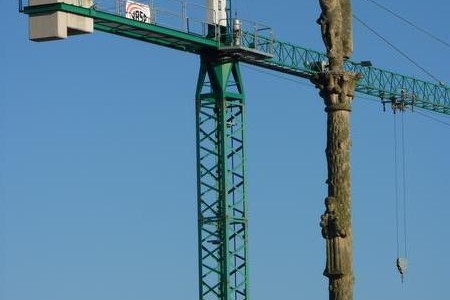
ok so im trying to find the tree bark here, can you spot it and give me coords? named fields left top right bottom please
left=312, top=71, right=361, bottom=300
left=314, top=1, right=360, bottom=298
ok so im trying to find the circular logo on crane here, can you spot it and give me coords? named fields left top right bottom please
left=126, top=1, right=151, bottom=24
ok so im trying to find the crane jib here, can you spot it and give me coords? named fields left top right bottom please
left=20, top=1, right=450, bottom=115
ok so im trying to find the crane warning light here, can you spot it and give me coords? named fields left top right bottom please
left=28, top=0, right=93, bottom=42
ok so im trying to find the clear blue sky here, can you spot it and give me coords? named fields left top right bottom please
left=1, top=1, right=449, bottom=300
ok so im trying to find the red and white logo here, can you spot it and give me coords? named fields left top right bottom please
left=126, top=1, right=151, bottom=24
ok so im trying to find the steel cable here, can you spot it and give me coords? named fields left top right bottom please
left=361, top=0, right=450, bottom=49
left=353, top=14, right=444, bottom=85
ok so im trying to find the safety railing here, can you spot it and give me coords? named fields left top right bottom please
left=20, top=0, right=218, bottom=38
left=19, top=0, right=92, bottom=11
left=19, top=0, right=274, bottom=54
left=217, top=18, right=275, bottom=56
left=98, top=0, right=215, bottom=36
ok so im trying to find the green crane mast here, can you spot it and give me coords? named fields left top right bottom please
left=19, top=1, right=450, bottom=300
left=196, top=54, right=249, bottom=299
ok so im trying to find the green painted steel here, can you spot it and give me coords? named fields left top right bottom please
left=239, top=35, right=450, bottom=114
left=22, top=3, right=449, bottom=114
left=195, top=55, right=249, bottom=300
left=23, top=3, right=217, bottom=53
left=19, top=2, right=449, bottom=299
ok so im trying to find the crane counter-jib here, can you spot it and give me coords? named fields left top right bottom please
left=19, top=0, right=450, bottom=115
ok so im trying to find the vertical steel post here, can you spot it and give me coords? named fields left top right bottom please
left=195, top=53, right=249, bottom=300
left=226, top=0, right=232, bottom=34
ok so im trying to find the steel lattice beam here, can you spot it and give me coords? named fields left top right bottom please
left=22, top=3, right=450, bottom=115
left=195, top=55, right=248, bottom=300
left=240, top=34, right=450, bottom=114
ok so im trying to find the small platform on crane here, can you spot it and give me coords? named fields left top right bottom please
left=216, top=18, right=274, bottom=60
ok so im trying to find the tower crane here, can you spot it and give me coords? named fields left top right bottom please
left=18, top=1, right=450, bottom=300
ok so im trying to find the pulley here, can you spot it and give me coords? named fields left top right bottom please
left=396, top=257, right=408, bottom=282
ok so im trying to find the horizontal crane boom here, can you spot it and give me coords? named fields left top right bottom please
left=21, top=1, right=450, bottom=115
left=241, top=36, right=449, bottom=114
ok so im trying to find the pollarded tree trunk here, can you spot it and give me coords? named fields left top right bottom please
left=315, top=0, right=360, bottom=299
left=312, top=71, right=361, bottom=300
left=326, top=93, right=353, bottom=300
